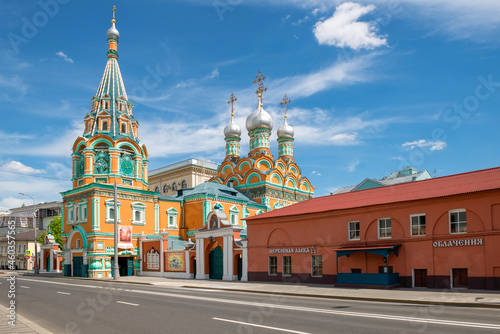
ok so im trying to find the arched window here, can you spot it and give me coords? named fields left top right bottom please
left=181, top=180, right=187, bottom=189
left=172, top=183, right=177, bottom=191
left=163, top=185, right=168, bottom=193
left=154, top=187, right=159, bottom=192
left=121, top=123, right=126, bottom=133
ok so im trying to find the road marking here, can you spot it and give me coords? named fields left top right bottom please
left=57, top=291, right=71, bottom=295
left=213, top=317, right=310, bottom=334
left=17, top=277, right=500, bottom=330
left=20, top=286, right=30, bottom=289
left=116, top=301, right=139, bottom=306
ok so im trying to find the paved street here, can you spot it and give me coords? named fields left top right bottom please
left=2, top=276, right=500, bottom=333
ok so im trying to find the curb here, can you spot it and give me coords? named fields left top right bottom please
left=181, top=285, right=500, bottom=309
left=0, top=303, right=53, bottom=334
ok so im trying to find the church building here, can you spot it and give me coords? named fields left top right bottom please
left=60, top=8, right=314, bottom=280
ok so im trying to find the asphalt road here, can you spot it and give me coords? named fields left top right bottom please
left=1, top=276, right=500, bottom=334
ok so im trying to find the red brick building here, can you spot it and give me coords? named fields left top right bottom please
left=246, top=167, right=500, bottom=289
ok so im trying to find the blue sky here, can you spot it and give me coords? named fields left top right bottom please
left=1, top=0, right=500, bottom=211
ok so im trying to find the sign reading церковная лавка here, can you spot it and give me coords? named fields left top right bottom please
left=433, top=238, right=483, bottom=248
left=269, top=247, right=311, bottom=254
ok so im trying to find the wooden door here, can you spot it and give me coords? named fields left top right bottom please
left=414, top=269, right=427, bottom=287
left=452, top=268, right=468, bottom=288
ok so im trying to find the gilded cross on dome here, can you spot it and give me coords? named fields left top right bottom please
left=280, top=94, right=291, bottom=119
left=228, top=93, right=237, bottom=118
left=112, top=5, right=116, bottom=23
left=254, top=70, right=267, bottom=107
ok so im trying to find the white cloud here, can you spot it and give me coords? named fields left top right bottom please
left=0, top=161, right=45, bottom=174
left=329, top=132, right=358, bottom=145
left=269, top=53, right=378, bottom=100
left=56, top=51, right=74, bottom=63
left=0, top=74, right=28, bottom=102
left=313, top=2, right=387, bottom=50
left=346, top=159, right=360, bottom=172
left=402, top=139, right=447, bottom=151
left=0, top=122, right=81, bottom=157
left=312, top=170, right=322, bottom=176
left=175, top=68, right=219, bottom=89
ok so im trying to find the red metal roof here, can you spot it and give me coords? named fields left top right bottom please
left=248, top=166, right=500, bottom=220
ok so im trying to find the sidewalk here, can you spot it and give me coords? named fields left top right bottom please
left=19, top=272, right=500, bottom=309
left=0, top=304, right=52, bottom=334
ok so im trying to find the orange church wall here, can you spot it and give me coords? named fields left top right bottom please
left=247, top=189, right=500, bottom=289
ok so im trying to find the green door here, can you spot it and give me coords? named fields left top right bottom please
left=46, top=256, right=50, bottom=272
left=73, top=257, right=83, bottom=277
left=127, top=257, right=134, bottom=276
left=209, top=246, right=223, bottom=280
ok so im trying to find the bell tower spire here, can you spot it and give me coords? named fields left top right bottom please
left=73, top=7, right=148, bottom=191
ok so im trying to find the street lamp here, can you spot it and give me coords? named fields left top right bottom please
left=113, top=180, right=120, bottom=280
left=19, top=193, right=39, bottom=275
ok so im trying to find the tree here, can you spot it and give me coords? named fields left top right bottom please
left=37, top=216, right=62, bottom=249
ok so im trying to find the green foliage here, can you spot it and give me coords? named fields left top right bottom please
left=37, top=216, right=62, bottom=249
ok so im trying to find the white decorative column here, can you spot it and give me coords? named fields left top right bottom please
left=195, top=238, right=206, bottom=279
left=223, top=235, right=234, bottom=281
left=160, top=231, right=169, bottom=275
left=241, top=239, right=248, bottom=281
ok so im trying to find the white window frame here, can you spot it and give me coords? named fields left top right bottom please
left=76, top=239, right=81, bottom=249
left=146, top=248, right=159, bottom=270
left=348, top=221, right=360, bottom=240
left=378, top=218, right=392, bottom=239
left=268, top=256, right=277, bottom=276
left=105, top=200, right=121, bottom=223
left=167, top=208, right=178, bottom=229
left=312, top=255, right=323, bottom=277
left=410, top=214, right=426, bottom=236
left=131, top=202, right=146, bottom=226
left=230, top=206, right=239, bottom=226
left=449, top=209, right=467, bottom=234
left=282, top=256, right=292, bottom=277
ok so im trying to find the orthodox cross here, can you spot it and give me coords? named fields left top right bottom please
left=228, top=93, right=237, bottom=118
left=280, top=94, right=291, bottom=119
left=112, top=5, right=116, bottom=22
left=254, top=70, right=267, bottom=106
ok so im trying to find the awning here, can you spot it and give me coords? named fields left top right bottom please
left=335, top=245, right=401, bottom=258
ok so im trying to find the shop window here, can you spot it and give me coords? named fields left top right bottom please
left=348, top=221, right=360, bottom=240
left=411, top=214, right=426, bottom=236
left=268, top=256, right=277, bottom=276
left=450, top=210, right=467, bottom=234
left=312, top=255, right=323, bottom=277
left=283, top=256, right=291, bottom=277
left=378, top=218, right=392, bottom=239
